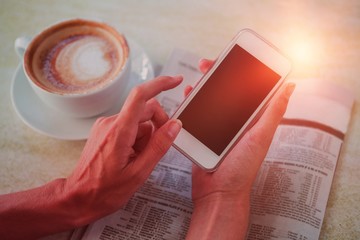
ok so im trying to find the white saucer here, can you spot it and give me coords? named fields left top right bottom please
left=11, top=39, right=154, bottom=140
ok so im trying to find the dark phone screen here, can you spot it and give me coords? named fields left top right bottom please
left=178, top=44, right=281, bottom=155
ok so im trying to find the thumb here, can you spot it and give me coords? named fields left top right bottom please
left=135, top=119, right=182, bottom=171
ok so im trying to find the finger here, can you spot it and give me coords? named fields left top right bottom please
left=242, top=82, right=296, bottom=151
left=222, top=83, right=295, bottom=185
left=133, top=122, right=153, bottom=152
left=184, top=85, right=193, bottom=98
left=140, top=98, right=169, bottom=129
left=199, top=59, right=214, bottom=73
left=136, top=121, right=153, bottom=140
left=253, top=82, right=295, bottom=136
left=132, top=119, right=182, bottom=175
left=118, top=75, right=183, bottom=127
left=182, top=59, right=213, bottom=99
left=183, top=59, right=213, bottom=98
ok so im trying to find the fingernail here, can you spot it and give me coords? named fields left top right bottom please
left=168, top=119, right=182, bottom=138
left=173, top=75, right=183, bottom=82
left=285, top=82, right=296, bottom=99
left=199, top=58, right=207, bottom=65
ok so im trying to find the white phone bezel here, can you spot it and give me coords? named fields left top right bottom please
left=172, top=29, right=291, bottom=171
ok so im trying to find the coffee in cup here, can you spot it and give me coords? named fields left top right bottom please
left=15, top=19, right=131, bottom=118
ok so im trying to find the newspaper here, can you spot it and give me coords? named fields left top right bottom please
left=247, top=78, right=354, bottom=239
left=73, top=48, right=354, bottom=240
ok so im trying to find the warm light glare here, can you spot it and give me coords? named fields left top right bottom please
left=290, top=41, right=315, bottom=64
left=283, top=33, right=326, bottom=77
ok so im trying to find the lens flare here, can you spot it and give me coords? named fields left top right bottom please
left=290, top=41, right=315, bottom=65
left=282, top=33, right=325, bottom=77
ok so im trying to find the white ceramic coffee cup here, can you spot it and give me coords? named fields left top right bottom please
left=15, top=19, right=131, bottom=118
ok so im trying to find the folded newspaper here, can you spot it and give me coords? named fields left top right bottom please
left=72, top=48, right=354, bottom=240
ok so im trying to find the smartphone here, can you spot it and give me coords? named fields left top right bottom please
left=171, top=29, right=291, bottom=171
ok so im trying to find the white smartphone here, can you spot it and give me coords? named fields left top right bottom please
left=171, top=29, right=291, bottom=171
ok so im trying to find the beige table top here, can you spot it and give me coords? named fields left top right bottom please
left=0, top=1, right=359, bottom=239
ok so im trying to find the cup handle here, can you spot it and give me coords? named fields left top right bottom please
left=15, top=36, right=32, bottom=58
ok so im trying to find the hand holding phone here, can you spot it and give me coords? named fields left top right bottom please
left=172, top=29, right=291, bottom=171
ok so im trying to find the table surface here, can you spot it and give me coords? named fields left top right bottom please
left=0, top=1, right=359, bottom=239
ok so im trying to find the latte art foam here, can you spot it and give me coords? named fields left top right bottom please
left=42, top=34, right=118, bottom=93
left=27, top=20, right=128, bottom=95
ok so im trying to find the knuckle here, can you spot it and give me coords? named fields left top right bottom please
left=271, top=102, right=285, bottom=118
left=156, top=75, right=172, bottom=82
left=243, top=130, right=267, bottom=158
left=273, top=92, right=290, bottom=116
left=146, top=98, right=160, bottom=111
left=94, top=116, right=108, bottom=126
left=245, top=129, right=263, bottom=148
left=130, top=85, right=146, bottom=101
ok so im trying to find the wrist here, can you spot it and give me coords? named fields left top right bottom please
left=187, top=191, right=250, bottom=240
left=62, top=177, right=105, bottom=227
left=193, top=190, right=250, bottom=207
left=193, top=191, right=251, bottom=221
